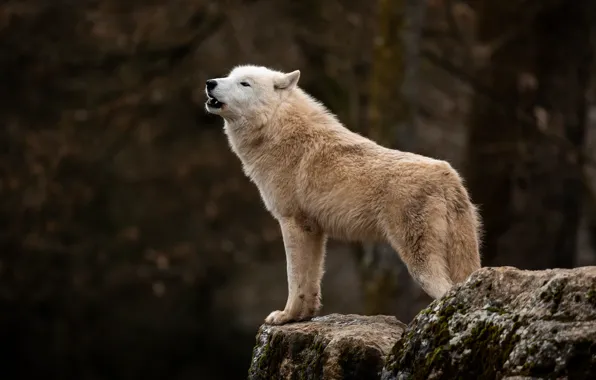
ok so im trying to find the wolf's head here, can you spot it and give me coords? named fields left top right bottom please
left=204, top=65, right=301, bottom=121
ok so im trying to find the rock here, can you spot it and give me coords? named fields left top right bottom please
left=247, top=314, right=406, bottom=380
left=382, top=266, right=596, bottom=380
left=249, top=267, right=596, bottom=380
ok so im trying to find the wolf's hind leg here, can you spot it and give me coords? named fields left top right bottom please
left=386, top=200, right=453, bottom=299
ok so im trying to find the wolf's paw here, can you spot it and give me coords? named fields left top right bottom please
left=264, top=310, right=296, bottom=325
left=264, top=307, right=319, bottom=325
left=265, top=310, right=302, bottom=325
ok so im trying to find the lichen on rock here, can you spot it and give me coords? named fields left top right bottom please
left=382, top=266, right=596, bottom=380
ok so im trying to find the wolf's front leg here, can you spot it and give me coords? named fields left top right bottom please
left=265, top=217, right=326, bottom=325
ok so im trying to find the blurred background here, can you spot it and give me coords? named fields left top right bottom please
left=1, top=0, right=595, bottom=379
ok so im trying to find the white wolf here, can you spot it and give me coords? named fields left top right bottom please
left=205, top=65, right=482, bottom=325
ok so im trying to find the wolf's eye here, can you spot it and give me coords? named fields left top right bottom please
left=240, top=81, right=251, bottom=87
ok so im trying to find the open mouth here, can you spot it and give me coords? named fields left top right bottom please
left=206, top=93, right=224, bottom=109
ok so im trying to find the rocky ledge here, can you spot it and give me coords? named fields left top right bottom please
left=248, top=266, right=596, bottom=379
left=248, top=314, right=406, bottom=380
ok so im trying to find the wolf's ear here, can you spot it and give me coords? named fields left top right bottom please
left=274, top=70, right=300, bottom=90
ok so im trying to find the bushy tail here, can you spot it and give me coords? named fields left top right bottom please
left=445, top=185, right=482, bottom=284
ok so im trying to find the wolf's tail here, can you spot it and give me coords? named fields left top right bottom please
left=445, top=181, right=482, bottom=284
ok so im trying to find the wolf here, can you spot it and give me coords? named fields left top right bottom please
left=205, top=65, right=482, bottom=325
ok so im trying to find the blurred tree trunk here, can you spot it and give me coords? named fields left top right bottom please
left=355, top=0, right=431, bottom=321
left=465, top=1, right=594, bottom=269
left=367, top=0, right=410, bottom=146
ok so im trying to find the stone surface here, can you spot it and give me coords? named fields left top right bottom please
left=250, top=267, right=596, bottom=380
left=382, top=266, right=596, bottom=380
left=247, top=314, right=406, bottom=380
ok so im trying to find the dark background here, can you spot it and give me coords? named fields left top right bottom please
left=1, top=0, right=595, bottom=379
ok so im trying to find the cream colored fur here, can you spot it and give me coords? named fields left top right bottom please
left=205, top=65, right=482, bottom=325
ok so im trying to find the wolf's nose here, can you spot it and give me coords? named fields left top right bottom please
left=206, top=79, right=217, bottom=91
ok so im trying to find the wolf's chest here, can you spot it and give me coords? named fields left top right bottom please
left=243, top=164, right=298, bottom=217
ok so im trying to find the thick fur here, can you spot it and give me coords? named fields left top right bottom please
left=205, top=65, right=482, bottom=325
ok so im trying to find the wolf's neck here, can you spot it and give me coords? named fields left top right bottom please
left=222, top=118, right=268, bottom=163
left=222, top=90, right=341, bottom=165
